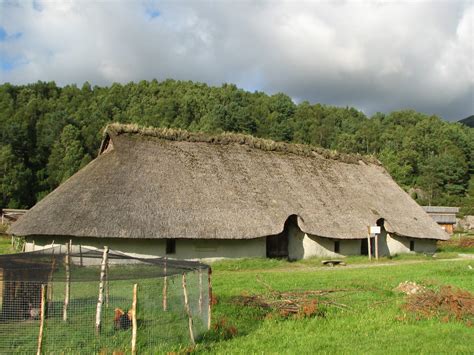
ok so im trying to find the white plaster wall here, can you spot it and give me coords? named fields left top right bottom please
left=288, top=227, right=360, bottom=259
left=412, top=238, right=437, bottom=254
left=386, top=234, right=437, bottom=255
left=24, top=236, right=266, bottom=261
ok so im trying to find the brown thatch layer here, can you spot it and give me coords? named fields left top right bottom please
left=104, top=123, right=381, bottom=165
left=10, top=124, right=448, bottom=241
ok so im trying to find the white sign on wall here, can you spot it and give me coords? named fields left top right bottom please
left=370, top=226, right=381, bottom=234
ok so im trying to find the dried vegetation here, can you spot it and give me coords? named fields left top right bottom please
left=231, top=276, right=351, bottom=319
left=400, top=284, right=474, bottom=326
left=105, top=123, right=380, bottom=165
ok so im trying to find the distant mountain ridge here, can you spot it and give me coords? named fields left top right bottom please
left=459, top=115, right=474, bottom=128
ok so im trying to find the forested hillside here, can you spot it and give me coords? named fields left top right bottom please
left=460, top=115, right=474, bottom=128
left=1, top=80, right=473, bottom=214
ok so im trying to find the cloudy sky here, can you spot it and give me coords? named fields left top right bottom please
left=0, top=0, right=473, bottom=120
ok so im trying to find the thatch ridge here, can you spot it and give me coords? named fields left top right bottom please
left=104, top=123, right=380, bottom=165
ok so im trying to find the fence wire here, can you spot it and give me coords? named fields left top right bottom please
left=0, top=246, right=210, bottom=354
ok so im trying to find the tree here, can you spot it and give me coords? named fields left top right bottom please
left=0, top=145, right=32, bottom=208
left=47, top=125, right=90, bottom=188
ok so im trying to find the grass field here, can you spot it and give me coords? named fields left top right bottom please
left=0, top=234, right=13, bottom=254
left=199, top=259, right=473, bottom=354
left=438, top=232, right=474, bottom=254
left=1, top=234, right=473, bottom=353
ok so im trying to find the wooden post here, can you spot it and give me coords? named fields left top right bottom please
left=63, top=241, right=71, bottom=321
left=32, top=240, right=35, bottom=251
left=162, top=257, right=167, bottom=311
left=182, top=273, right=195, bottom=345
left=37, top=284, right=46, bottom=355
left=105, top=260, right=110, bottom=308
left=131, top=283, right=138, bottom=355
left=48, top=255, right=56, bottom=302
left=95, top=246, right=109, bottom=335
left=198, top=268, right=203, bottom=314
left=367, top=226, right=372, bottom=261
left=208, top=267, right=212, bottom=330
left=79, top=245, right=83, bottom=267
left=375, top=233, right=379, bottom=260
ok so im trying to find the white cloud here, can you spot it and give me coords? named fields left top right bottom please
left=0, top=0, right=472, bottom=120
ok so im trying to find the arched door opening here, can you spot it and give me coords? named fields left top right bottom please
left=266, top=215, right=298, bottom=259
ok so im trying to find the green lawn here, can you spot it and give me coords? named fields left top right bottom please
left=0, top=234, right=13, bottom=254
left=437, top=233, right=474, bottom=254
left=1, top=237, right=473, bottom=353
left=195, top=259, right=473, bottom=354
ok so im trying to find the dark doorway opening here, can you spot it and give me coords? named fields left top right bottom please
left=360, top=238, right=375, bottom=256
left=266, top=215, right=297, bottom=259
left=361, top=238, right=368, bottom=255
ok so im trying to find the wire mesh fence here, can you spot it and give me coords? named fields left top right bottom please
left=0, top=245, right=210, bottom=354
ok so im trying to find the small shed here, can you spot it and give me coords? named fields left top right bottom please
left=422, top=206, right=459, bottom=234
left=0, top=209, right=28, bottom=225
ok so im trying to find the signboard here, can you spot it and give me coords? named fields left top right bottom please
left=370, top=226, right=381, bottom=234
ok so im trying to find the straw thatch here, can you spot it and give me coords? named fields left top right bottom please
left=9, top=124, right=448, bottom=241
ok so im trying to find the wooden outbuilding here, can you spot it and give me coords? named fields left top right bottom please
left=422, top=206, right=459, bottom=234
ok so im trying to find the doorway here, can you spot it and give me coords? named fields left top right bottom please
left=360, top=238, right=375, bottom=256
left=266, top=215, right=297, bottom=259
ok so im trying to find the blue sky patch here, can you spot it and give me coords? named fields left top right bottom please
left=33, top=0, right=43, bottom=12
left=0, top=57, right=15, bottom=71
left=145, top=8, right=161, bottom=19
left=0, top=27, right=6, bottom=41
left=0, top=26, right=22, bottom=42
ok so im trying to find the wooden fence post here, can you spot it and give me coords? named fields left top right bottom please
left=198, top=268, right=203, bottom=314
left=37, top=284, right=47, bottom=355
left=131, top=284, right=138, bottom=355
left=105, top=257, right=110, bottom=308
left=79, top=245, right=83, bottom=267
left=63, top=241, right=71, bottom=321
left=208, top=267, right=212, bottom=330
left=162, top=257, right=167, bottom=311
left=182, top=273, right=195, bottom=345
left=95, top=246, right=109, bottom=335
left=48, top=255, right=56, bottom=302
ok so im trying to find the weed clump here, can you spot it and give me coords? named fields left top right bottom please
left=212, top=318, right=238, bottom=339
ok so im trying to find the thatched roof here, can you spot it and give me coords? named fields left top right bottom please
left=9, top=124, right=448, bottom=241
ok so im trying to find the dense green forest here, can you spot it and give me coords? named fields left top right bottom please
left=0, top=80, right=473, bottom=214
